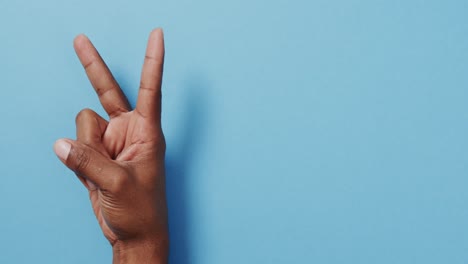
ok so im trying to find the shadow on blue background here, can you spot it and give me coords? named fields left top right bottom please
left=166, top=76, right=209, bottom=264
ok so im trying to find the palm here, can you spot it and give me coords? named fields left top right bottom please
left=90, top=113, right=151, bottom=243
left=103, top=113, right=154, bottom=160
left=71, top=29, right=166, bottom=245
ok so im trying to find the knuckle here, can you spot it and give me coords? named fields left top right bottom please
left=73, top=147, right=91, bottom=173
left=75, top=108, right=94, bottom=124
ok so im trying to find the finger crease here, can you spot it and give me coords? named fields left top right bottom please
left=97, top=86, right=114, bottom=97
left=145, top=55, right=160, bottom=62
left=134, top=107, right=149, bottom=119
left=84, top=60, right=96, bottom=71
left=108, top=106, right=128, bottom=118
left=139, top=85, right=157, bottom=92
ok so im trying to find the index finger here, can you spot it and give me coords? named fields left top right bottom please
left=135, top=28, right=165, bottom=123
left=74, top=35, right=131, bottom=118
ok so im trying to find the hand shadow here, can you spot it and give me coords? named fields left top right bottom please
left=165, top=76, right=209, bottom=264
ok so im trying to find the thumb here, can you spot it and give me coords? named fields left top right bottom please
left=54, top=138, right=122, bottom=189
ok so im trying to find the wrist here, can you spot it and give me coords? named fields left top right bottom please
left=112, top=237, right=169, bottom=264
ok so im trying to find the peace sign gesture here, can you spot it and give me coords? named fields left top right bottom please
left=54, top=29, right=169, bottom=263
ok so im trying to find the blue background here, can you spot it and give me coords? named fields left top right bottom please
left=0, top=0, right=467, bottom=263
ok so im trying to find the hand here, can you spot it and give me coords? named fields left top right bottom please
left=54, top=29, right=168, bottom=264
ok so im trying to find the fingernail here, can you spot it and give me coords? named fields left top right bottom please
left=54, top=139, right=71, bottom=161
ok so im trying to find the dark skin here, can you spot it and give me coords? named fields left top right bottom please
left=54, top=28, right=169, bottom=264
